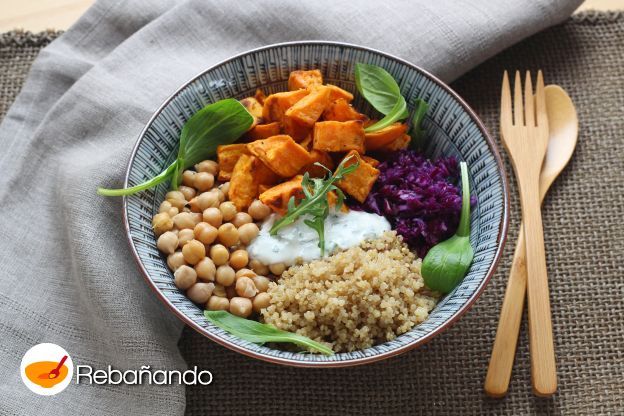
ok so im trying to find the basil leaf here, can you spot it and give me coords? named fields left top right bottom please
left=422, top=162, right=474, bottom=293
left=355, top=63, right=409, bottom=118
left=408, top=99, right=430, bottom=151
left=364, top=95, right=407, bottom=133
left=205, top=310, right=334, bottom=355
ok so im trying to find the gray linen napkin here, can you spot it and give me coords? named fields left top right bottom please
left=0, top=0, right=581, bottom=414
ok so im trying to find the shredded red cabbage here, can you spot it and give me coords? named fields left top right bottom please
left=352, top=149, right=473, bottom=258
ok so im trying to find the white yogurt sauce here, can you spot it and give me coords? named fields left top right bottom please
left=247, top=210, right=391, bottom=266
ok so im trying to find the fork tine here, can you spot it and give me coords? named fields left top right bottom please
left=501, top=71, right=512, bottom=128
left=524, top=71, right=535, bottom=127
left=513, top=71, right=524, bottom=126
left=535, top=70, right=548, bottom=129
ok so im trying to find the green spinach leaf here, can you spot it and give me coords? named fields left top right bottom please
left=421, top=161, right=474, bottom=293
left=204, top=310, right=334, bottom=355
left=98, top=98, right=253, bottom=196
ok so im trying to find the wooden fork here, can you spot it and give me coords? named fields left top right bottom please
left=497, top=71, right=557, bottom=397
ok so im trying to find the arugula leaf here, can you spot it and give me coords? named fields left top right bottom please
left=98, top=98, right=253, bottom=196
left=204, top=310, right=334, bottom=355
left=270, top=155, right=359, bottom=255
left=408, top=99, right=430, bottom=151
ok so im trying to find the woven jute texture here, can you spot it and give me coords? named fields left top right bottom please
left=1, top=12, right=622, bottom=415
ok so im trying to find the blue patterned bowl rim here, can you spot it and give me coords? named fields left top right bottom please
left=122, top=41, right=509, bottom=367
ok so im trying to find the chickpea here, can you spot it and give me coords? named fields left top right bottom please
left=219, top=201, right=237, bottom=221
left=232, top=212, right=253, bottom=228
left=167, top=207, right=179, bottom=217
left=202, top=207, right=223, bottom=228
left=252, top=292, right=271, bottom=313
left=218, top=223, right=239, bottom=247
left=152, top=213, right=173, bottom=236
left=187, top=197, right=201, bottom=213
left=159, top=200, right=173, bottom=213
left=229, top=297, right=252, bottom=317
left=229, top=250, right=249, bottom=270
left=174, top=265, right=197, bottom=290
left=212, top=284, right=227, bottom=297
left=182, top=240, right=206, bottom=265
left=157, top=231, right=178, bottom=254
left=269, top=263, right=286, bottom=276
left=194, top=172, right=214, bottom=192
left=178, top=185, right=196, bottom=201
left=173, top=212, right=195, bottom=229
left=177, top=229, right=194, bottom=248
left=209, top=244, right=229, bottom=265
left=215, top=188, right=225, bottom=203
left=207, top=296, right=229, bottom=311
left=197, top=191, right=219, bottom=211
left=235, top=268, right=256, bottom=279
left=192, top=222, right=216, bottom=245
left=252, top=275, right=271, bottom=292
left=250, top=259, right=269, bottom=276
left=216, top=265, right=235, bottom=286
left=182, top=170, right=196, bottom=187
left=195, top=257, right=216, bottom=281
left=191, top=212, right=203, bottom=226
left=235, top=276, right=258, bottom=298
left=167, top=251, right=186, bottom=271
left=195, top=160, right=219, bottom=175
left=187, top=282, right=215, bottom=303
left=219, top=182, right=230, bottom=199
left=238, top=223, right=260, bottom=245
left=248, top=200, right=271, bottom=221
left=166, top=191, right=186, bottom=210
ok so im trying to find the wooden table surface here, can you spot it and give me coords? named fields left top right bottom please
left=0, top=0, right=623, bottom=32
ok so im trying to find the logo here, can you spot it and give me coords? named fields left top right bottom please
left=20, top=343, right=73, bottom=396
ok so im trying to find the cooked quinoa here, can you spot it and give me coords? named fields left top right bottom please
left=261, top=231, right=438, bottom=352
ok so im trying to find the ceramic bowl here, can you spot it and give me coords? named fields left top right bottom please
left=123, top=41, right=509, bottom=367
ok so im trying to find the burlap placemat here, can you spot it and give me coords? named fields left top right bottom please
left=1, top=12, right=622, bottom=415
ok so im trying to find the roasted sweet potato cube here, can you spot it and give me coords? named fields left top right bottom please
left=285, top=86, right=331, bottom=127
left=262, top=89, right=309, bottom=123
left=229, top=155, right=279, bottom=210
left=364, top=122, right=408, bottom=151
left=240, top=97, right=264, bottom=129
left=326, top=84, right=354, bottom=102
left=288, top=70, right=323, bottom=90
left=254, top=89, right=266, bottom=105
left=299, top=149, right=334, bottom=178
left=247, top=122, right=281, bottom=141
left=281, top=117, right=311, bottom=142
left=217, top=144, right=250, bottom=181
left=362, top=155, right=380, bottom=167
left=323, top=98, right=368, bottom=122
left=259, top=175, right=305, bottom=215
left=299, top=134, right=312, bottom=151
left=336, top=151, right=380, bottom=203
left=247, top=135, right=312, bottom=178
left=313, top=120, right=365, bottom=153
left=327, top=190, right=349, bottom=213
left=382, top=134, right=411, bottom=151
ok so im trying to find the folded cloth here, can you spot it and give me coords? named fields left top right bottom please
left=0, top=0, right=581, bottom=414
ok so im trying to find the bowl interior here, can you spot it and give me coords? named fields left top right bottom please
left=124, top=42, right=508, bottom=366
